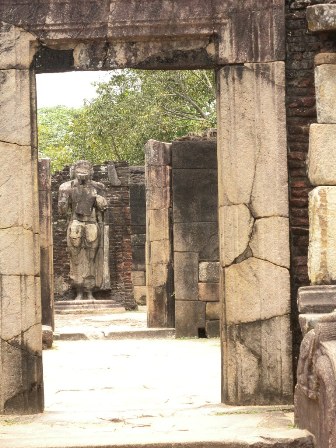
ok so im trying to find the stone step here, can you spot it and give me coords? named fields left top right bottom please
left=0, top=408, right=314, bottom=448
left=55, top=299, right=122, bottom=314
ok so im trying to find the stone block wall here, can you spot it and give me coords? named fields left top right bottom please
left=146, top=140, right=174, bottom=328
left=285, top=0, right=336, bottom=362
left=172, top=138, right=219, bottom=338
left=51, top=162, right=135, bottom=308
left=129, top=166, right=146, bottom=305
left=38, top=159, right=54, bottom=329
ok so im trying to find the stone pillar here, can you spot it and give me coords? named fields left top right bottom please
left=0, top=23, right=43, bottom=414
left=217, top=62, right=292, bottom=405
left=172, top=139, right=219, bottom=338
left=145, top=140, right=174, bottom=328
left=38, top=159, right=54, bottom=331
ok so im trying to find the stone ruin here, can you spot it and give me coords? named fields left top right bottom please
left=50, top=161, right=135, bottom=307
left=2, top=2, right=336, bottom=445
left=0, top=0, right=293, bottom=415
left=41, top=135, right=220, bottom=340
left=145, top=137, right=220, bottom=337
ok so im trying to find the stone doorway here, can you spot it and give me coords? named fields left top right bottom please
left=0, top=0, right=292, bottom=414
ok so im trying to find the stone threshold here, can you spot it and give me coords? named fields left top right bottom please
left=0, top=405, right=314, bottom=448
left=54, top=328, right=176, bottom=340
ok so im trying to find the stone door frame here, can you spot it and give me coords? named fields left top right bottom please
left=0, top=0, right=291, bottom=414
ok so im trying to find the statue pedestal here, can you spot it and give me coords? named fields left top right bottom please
left=55, top=299, right=121, bottom=314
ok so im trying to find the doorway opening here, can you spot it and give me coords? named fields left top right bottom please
left=36, top=68, right=221, bottom=415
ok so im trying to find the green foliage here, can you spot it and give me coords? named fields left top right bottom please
left=38, top=106, right=78, bottom=171
left=38, top=69, right=216, bottom=172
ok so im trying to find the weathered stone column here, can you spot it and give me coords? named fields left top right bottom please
left=145, top=140, right=174, bottom=328
left=0, top=23, right=43, bottom=413
left=217, top=63, right=292, bottom=405
left=38, top=159, right=54, bottom=331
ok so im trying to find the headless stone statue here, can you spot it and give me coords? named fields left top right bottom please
left=58, top=160, right=109, bottom=300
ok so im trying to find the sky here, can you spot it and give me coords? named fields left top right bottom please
left=36, top=71, right=112, bottom=109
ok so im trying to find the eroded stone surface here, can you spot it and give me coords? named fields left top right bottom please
left=174, top=222, right=219, bottom=261
left=219, top=204, right=254, bottom=267
left=298, top=285, right=336, bottom=314
left=174, top=252, right=199, bottom=301
left=307, top=4, right=336, bottom=32
left=42, top=325, right=53, bottom=350
left=0, top=24, right=42, bottom=413
left=223, top=315, right=293, bottom=405
left=175, top=301, right=205, bottom=338
left=131, top=271, right=145, bottom=286
left=250, top=217, right=290, bottom=269
left=133, top=286, right=147, bottom=306
left=315, top=65, right=336, bottom=124
left=308, top=124, right=336, bottom=185
left=308, top=186, right=336, bottom=284
left=199, top=262, right=220, bottom=283
left=217, top=62, right=288, bottom=218
left=0, top=22, right=37, bottom=69
left=0, top=1, right=285, bottom=66
left=217, top=62, right=291, bottom=405
left=0, top=70, right=32, bottom=146
left=145, top=140, right=174, bottom=328
left=0, top=143, right=35, bottom=230
left=225, top=258, right=290, bottom=325
left=198, top=283, right=219, bottom=302
left=206, top=302, right=221, bottom=320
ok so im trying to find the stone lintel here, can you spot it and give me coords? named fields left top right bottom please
left=307, top=5, right=336, bottom=33
left=298, top=285, right=336, bottom=314
left=0, top=1, right=284, bottom=65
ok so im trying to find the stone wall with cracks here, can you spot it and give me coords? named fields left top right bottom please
left=217, top=62, right=293, bottom=405
left=0, top=23, right=44, bottom=414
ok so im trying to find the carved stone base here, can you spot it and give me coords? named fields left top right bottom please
left=298, top=285, right=336, bottom=314
left=295, top=286, right=336, bottom=448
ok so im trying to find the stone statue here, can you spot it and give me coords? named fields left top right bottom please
left=58, top=160, right=110, bottom=300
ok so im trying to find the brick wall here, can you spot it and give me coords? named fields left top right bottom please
left=129, top=166, right=146, bottom=305
left=51, top=162, right=136, bottom=309
left=286, top=0, right=336, bottom=361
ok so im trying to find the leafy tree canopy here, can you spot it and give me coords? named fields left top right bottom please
left=38, top=69, right=216, bottom=172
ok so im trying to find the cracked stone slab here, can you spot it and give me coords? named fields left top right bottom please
left=0, top=143, right=35, bottom=230
left=308, top=186, right=336, bottom=284
left=219, top=204, right=254, bottom=267
left=217, top=62, right=288, bottom=218
left=0, top=228, right=39, bottom=276
left=223, top=315, right=293, bottom=405
left=0, top=333, right=43, bottom=414
left=250, top=217, right=290, bottom=269
left=308, top=124, right=336, bottom=185
left=224, top=258, right=290, bottom=325
left=0, top=69, right=32, bottom=146
left=1, top=274, right=41, bottom=341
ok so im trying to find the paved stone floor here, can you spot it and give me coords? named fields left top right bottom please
left=0, top=309, right=314, bottom=448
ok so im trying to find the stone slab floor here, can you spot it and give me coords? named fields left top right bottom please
left=0, top=334, right=313, bottom=448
